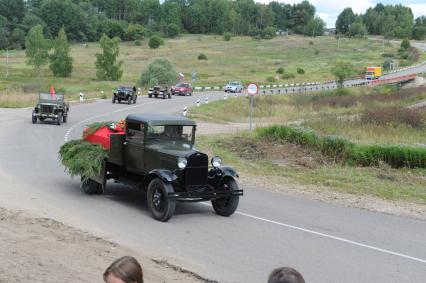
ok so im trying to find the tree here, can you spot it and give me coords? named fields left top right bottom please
left=148, top=35, right=164, bottom=49
left=347, top=18, right=367, bottom=38
left=49, top=27, right=73, bottom=77
left=336, top=7, right=355, bottom=35
left=331, top=61, right=355, bottom=89
left=25, top=25, right=50, bottom=71
left=305, top=16, right=325, bottom=36
left=95, top=34, right=123, bottom=81
left=139, top=58, right=178, bottom=87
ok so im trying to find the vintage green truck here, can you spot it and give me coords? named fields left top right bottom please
left=80, top=113, right=243, bottom=221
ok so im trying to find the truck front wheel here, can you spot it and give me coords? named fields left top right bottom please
left=32, top=112, right=37, bottom=124
left=81, top=177, right=103, bottom=195
left=212, top=178, right=239, bottom=217
left=147, top=178, right=176, bottom=222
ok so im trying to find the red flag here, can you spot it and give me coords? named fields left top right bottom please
left=50, top=85, right=55, bottom=98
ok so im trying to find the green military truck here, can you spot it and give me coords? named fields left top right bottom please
left=80, top=113, right=243, bottom=222
left=32, top=93, right=69, bottom=125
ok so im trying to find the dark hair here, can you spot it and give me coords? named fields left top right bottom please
left=104, top=256, right=143, bottom=283
left=268, top=267, right=305, bottom=283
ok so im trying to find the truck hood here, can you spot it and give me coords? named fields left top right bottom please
left=146, top=142, right=195, bottom=158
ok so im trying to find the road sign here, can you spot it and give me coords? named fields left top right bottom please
left=247, top=83, right=258, bottom=96
left=246, top=83, right=258, bottom=131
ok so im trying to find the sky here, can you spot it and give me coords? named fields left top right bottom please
left=257, top=0, right=426, bottom=28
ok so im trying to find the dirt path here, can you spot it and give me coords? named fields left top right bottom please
left=0, top=207, right=212, bottom=283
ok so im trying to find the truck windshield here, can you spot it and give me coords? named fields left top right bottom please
left=147, top=125, right=194, bottom=145
left=40, top=93, right=64, bottom=101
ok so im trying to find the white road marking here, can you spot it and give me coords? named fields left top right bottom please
left=202, top=204, right=426, bottom=264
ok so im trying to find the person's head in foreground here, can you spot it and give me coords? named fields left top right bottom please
left=103, top=256, right=143, bottom=283
left=268, top=266, right=305, bottom=283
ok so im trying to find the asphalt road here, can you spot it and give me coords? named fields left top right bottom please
left=0, top=92, right=425, bottom=283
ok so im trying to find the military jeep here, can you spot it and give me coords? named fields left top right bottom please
left=81, top=113, right=243, bottom=221
left=148, top=85, right=171, bottom=99
left=32, top=93, right=69, bottom=125
left=113, top=86, right=137, bottom=104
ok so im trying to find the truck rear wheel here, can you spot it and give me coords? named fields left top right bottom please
left=212, top=178, right=239, bottom=217
left=63, top=114, right=67, bottom=123
left=81, top=177, right=103, bottom=195
left=147, top=178, right=176, bottom=222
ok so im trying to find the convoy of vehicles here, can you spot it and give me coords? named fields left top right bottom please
left=112, top=86, right=137, bottom=104
left=32, top=93, right=69, bottom=125
left=79, top=113, right=243, bottom=221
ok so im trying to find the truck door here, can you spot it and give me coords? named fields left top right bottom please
left=124, top=122, right=145, bottom=173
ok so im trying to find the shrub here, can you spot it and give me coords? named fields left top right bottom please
left=282, top=72, right=295, bottom=79
left=309, top=41, right=314, bottom=45
left=223, top=32, right=231, bottom=41
left=297, top=68, right=305, bottom=75
left=256, top=125, right=426, bottom=168
left=400, top=38, right=410, bottom=50
left=167, top=23, right=179, bottom=38
left=134, top=40, right=142, bottom=46
left=276, top=67, right=284, bottom=74
left=314, top=49, right=319, bottom=55
left=198, top=53, right=208, bottom=60
left=381, top=53, right=395, bottom=58
left=262, top=26, right=276, bottom=39
left=148, top=35, right=164, bottom=49
left=266, top=76, right=276, bottom=83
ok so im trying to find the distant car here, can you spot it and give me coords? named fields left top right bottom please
left=32, top=93, right=69, bottom=125
left=171, top=83, right=193, bottom=96
left=148, top=85, right=171, bottom=99
left=113, top=86, right=137, bottom=104
left=224, top=81, right=243, bottom=93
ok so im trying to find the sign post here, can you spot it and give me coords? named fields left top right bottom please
left=247, top=83, right=258, bottom=131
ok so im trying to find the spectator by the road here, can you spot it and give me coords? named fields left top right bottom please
left=268, top=266, right=305, bottom=283
left=103, top=256, right=143, bottom=283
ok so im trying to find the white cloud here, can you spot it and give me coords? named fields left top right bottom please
left=407, top=4, right=426, bottom=18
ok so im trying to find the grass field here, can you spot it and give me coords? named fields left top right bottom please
left=192, top=86, right=426, bottom=203
left=1, top=34, right=424, bottom=107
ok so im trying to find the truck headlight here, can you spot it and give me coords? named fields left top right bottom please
left=211, top=156, right=222, bottom=168
left=177, top=157, right=187, bottom=169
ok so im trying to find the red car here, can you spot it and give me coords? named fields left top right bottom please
left=171, top=83, right=193, bottom=96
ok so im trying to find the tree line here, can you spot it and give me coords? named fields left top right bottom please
left=336, top=3, right=426, bottom=40
left=0, top=0, right=325, bottom=50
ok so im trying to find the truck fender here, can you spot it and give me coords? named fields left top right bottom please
left=144, top=169, right=178, bottom=186
left=208, top=166, right=239, bottom=187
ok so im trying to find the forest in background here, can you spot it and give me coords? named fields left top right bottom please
left=0, top=0, right=425, bottom=51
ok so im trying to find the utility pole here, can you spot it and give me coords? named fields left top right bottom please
left=6, top=48, right=9, bottom=80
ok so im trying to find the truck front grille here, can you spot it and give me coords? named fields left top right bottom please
left=185, top=152, right=208, bottom=188
left=40, top=105, right=53, bottom=113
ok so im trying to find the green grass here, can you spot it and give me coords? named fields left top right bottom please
left=196, top=133, right=426, bottom=204
left=2, top=34, right=424, bottom=107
